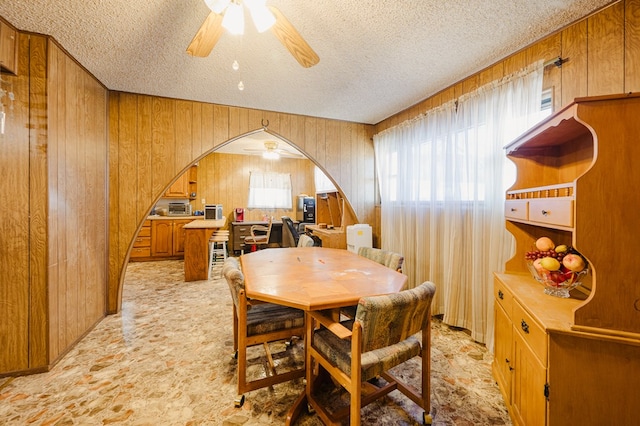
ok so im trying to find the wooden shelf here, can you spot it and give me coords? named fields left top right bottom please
left=495, top=93, right=640, bottom=425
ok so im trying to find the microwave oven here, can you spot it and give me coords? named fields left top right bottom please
left=204, top=204, right=223, bottom=220
left=168, top=202, right=192, bottom=216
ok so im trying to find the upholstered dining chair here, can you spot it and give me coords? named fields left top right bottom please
left=357, top=246, right=404, bottom=273
left=341, top=247, right=406, bottom=319
left=222, top=257, right=305, bottom=407
left=306, top=281, right=437, bottom=425
left=243, top=217, right=272, bottom=252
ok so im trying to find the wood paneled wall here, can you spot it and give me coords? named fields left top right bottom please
left=108, top=92, right=375, bottom=312
left=196, top=153, right=316, bottom=224
left=3, top=0, right=639, bottom=376
left=375, top=0, right=640, bottom=133
left=0, top=30, right=31, bottom=374
left=0, top=29, right=108, bottom=376
left=47, top=41, right=108, bottom=363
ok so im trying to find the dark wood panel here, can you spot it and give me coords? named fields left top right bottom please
left=0, top=31, right=30, bottom=373
left=28, top=34, right=49, bottom=367
left=561, top=20, right=588, bottom=107
left=46, top=41, right=108, bottom=363
left=587, top=1, right=625, bottom=96
left=626, top=0, right=640, bottom=92
left=137, top=96, right=153, bottom=217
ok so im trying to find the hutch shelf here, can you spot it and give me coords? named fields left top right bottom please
left=493, top=93, right=640, bottom=426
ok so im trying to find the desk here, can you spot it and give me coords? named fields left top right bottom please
left=183, top=217, right=226, bottom=281
left=231, top=220, right=295, bottom=253
left=240, top=247, right=407, bottom=422
left=304, top=224, right=346, bottom=250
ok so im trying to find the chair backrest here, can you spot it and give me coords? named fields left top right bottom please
left=297, top=234, right=315, bottom=247
left=264, top=217, right=273, bottom=240
left=357, top=246, right=404, bottom=272
left=222, top=257, right=244, bottom=310
left=355, top=281, right=436, bottom=353
left=281, top=216, right=299, bottom=246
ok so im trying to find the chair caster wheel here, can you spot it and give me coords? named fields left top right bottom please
left=423, top=412, right=432, bottom=425
left=234, top=394, right=245, bottom=408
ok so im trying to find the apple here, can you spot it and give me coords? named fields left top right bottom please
left=540, top=256, right=561, bottom=271
left=562, top=253, right=586, bottom=272
left=549, top=271, right=566, bottom=285
left=535, top=237, right=555, bottom=251
left=533, top=258, right=546, bottom=273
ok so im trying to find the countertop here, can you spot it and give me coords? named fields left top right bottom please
left=182, top=217, right=227, bottom=229
left=147, top=215, right=201, bottom=220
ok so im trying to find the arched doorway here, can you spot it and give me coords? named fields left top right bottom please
left=117, top=128, right=358, bottom=310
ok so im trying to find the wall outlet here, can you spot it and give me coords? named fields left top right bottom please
left=201, top=198, right=206, bottom=205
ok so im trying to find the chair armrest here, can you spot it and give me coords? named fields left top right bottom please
left=250, top=225, right=269, bottom=235
left=308, top=310, right=352, bottom=340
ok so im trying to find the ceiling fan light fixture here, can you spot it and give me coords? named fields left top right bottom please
left=245, top=0, right=276, bottom=32
left=222, top=1, right=245, bottom=35
left=204, top=0, right=230, bottom=14
left=262, top=150, right=280, bottom=160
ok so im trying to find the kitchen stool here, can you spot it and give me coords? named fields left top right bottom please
left=208, top=230, right=229, bottom=279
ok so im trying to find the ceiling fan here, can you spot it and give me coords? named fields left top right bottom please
left=243, top=140, right=302, bottom=159
left=186, top=0, right=319, bottom=68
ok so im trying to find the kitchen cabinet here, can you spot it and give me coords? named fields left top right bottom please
left=493, top=93, right=640, bottom=425
left=0, top=20, right=18, bottom=75
left=130, top=220, right=151, bottom=258
left=148, top=218, right=192, bottom=259
left=163, top=166, right=197, bottom=199
left=164, top=173, right=189, bottom=198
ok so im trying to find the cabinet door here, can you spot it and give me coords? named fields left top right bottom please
left=173, top=220, right=188, bottom=255
left=151, top=221, right=173, bottom=256
left=0, top=21, right=18, bottom=75
left=164, top=173, right=189, bottom=198
left=512, top=330, right=547, bottom=426
left=493, top=302, right=513, bottom=405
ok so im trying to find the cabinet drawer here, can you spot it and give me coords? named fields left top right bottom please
left=528, top=198, right=573, bottom=228
left=130, top=247, right=151, bottom=258
left=512, top=301, right=547, bottom=366
left=134, top=236, right=151, bottom=248
left=504, top=200, right=528, bottom=221
left=494, top=277, right=513, bottom=318
left=138, top=227, right=151, bottom=237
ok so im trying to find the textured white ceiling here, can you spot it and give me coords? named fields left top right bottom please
left=0, top=0, right=613, bottom=124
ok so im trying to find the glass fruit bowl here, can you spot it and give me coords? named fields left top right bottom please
left=526, top=261, right=588, bottom=298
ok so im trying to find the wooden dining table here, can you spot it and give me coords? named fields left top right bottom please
left=240, top=246, right=408, bottom=424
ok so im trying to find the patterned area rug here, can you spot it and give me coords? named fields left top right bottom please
left=0, top=260, right=511, bottom=425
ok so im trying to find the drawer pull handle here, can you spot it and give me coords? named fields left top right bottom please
left=510, top=208, right=517, bottom=212
left=498, top=290, right=504, bottom=300
left=521, top=319, right=530, bottom=334
left=541, top=210, right=549, bottom=216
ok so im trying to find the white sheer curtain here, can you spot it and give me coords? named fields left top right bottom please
left=373, top=61, right=544, bottom=346
left=247, top=171, right=293, bottom=209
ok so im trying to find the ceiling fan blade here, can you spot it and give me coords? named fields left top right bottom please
left=268, top=6, right=319, bottom=68
left=186, top=12, right=224, bottom=57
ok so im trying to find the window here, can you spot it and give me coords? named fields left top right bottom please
left=314, top=166, right=337, bottom=193
left=247, top=171, right=292, bottom=209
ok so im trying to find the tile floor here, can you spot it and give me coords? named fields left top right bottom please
left=0, top=259, right=511, bottom=425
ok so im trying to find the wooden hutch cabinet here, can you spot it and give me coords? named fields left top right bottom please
left=493, top=93, right=640, bottom=425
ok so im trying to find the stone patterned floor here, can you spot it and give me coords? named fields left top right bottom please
left=0, top=259, right=511, bottom=425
